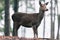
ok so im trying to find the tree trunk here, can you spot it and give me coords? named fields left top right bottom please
left=51, top=0, right=54, bottom=40
left=13, top=0, right=19, bottom=12
left=56, top=0, right=59, bottom=40
left=57, top=15, right=60, bottom=40
left=4, top=0, right=10, bottom=36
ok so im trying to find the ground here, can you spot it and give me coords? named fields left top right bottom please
left=0, top=36, right=57, bottom=40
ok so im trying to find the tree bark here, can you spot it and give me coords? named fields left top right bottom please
left=51, top=0, right=54, bottom=40
left=4, top=0, right=10, bottom=36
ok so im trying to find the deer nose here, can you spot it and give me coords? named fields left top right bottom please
left=45, top=9, right=48, bottom=11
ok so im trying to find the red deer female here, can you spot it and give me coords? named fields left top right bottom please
left=12, top=1, right=48, bottom=38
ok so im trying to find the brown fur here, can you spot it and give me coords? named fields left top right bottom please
left=12, top=1, right=48, bottom=38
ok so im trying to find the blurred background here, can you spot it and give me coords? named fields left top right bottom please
left=0, top=0, right=60, bottom=40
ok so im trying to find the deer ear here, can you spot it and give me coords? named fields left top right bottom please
left=45, top=2, right=48, bottom=5
left=39, top=1, right=41, bottom=5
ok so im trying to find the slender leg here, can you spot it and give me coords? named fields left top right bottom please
left=33, top=26, right=35, bottom=38
left=35, top=29, right=38, bottom=40
left=33, top=25, right=38, bottom=38
left=12, top=22, right=20, bottom=36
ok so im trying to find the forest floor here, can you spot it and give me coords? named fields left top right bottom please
left=0, top=36, right=57, bottom=40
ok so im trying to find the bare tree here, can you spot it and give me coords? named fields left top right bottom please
left=51, top=0, right=54, bottom=40
left=57, top=15, right=60, bottom=40
left=4, top=0, right=10, bottom=36
left=56, top=0, right=59, bottom=40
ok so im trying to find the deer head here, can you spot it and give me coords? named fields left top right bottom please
left=39, top=1, right=48, bottom=11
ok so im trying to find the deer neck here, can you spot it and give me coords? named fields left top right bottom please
left=38, top=9, right=45, bottom=21
left=39, top=9, right=44, bottom=14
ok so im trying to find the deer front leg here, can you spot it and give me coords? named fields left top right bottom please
left=33, top=25, right=38, bottom=38
left=12, top=22, right=19, bottom=36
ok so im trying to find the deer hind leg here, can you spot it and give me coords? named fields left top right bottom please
left=33, top=25, right=38, bottom=38
left=12, top=22, right=20, bottom=36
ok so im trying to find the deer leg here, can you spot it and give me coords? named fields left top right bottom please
left=35, top=29, right=38, bottom=40
left=34, top=29, right=38, bottom=40
left=33, top=26, right=38, bottom=40
left=36, top=29, right=38, bottom=38
left=33, top=25, right=38, bottom=38
left=12, top=22, right=20, bottom=36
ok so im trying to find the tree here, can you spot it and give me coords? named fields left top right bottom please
left=13, top=0, right=19, bottom=12
left=4, top=0, right=10, bottom=36
left=51, top=0, right=54, bottom=40
left=57, top=15, right=60, bottom=40
left=56, top=0, right=59, bottom=40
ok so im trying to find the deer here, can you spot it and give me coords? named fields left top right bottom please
left=12, top=1, right=48, bottom=38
